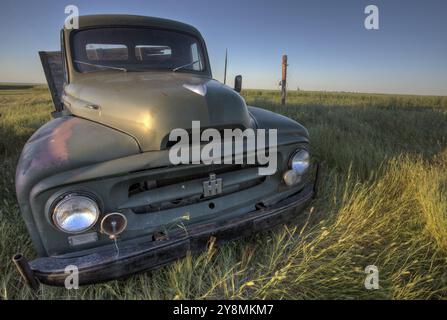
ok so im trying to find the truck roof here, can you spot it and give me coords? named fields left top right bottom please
left=66, top=14, right=202, bottom=38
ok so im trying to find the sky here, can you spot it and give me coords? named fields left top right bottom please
left=0, top=0, right=446, bottom=95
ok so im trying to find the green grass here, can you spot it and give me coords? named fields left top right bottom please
left=1, top=87, right=446, bottom=299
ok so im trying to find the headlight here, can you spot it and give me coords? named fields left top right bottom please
left=283, top=169, right=300, bottom=186
left=290, top=149, right=310, bottom=175
left=52, top=194, right=100, bottom=233
left=283, top=149, right=310, bottom=186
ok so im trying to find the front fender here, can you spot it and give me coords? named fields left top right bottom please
left=15, top=116, right=140, bottom=255
left=247, top=106, right=309, bottom=143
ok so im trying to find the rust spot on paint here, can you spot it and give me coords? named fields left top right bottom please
left=29, top=118, right=81, bottom=170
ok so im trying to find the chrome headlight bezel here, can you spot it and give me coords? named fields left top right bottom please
left=51, top=193, right=100, bottom=234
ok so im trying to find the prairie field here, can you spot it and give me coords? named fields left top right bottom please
left=0, top=85, right=446, bottom=299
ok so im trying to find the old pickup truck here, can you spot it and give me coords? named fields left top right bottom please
left=13, top=14, right=317, bottom=287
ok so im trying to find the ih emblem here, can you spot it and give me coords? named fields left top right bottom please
left=203, top=173, right=223, bottom=197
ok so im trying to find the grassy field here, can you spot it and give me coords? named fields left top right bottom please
left=1, top=85, right=446, bottom=299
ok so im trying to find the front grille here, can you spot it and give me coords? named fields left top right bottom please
left=124, top=164, right=266, bottom=214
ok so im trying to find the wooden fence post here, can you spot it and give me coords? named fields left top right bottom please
left=281, top=55, right=287, bottom=106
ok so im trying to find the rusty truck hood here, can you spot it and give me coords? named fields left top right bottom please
left=63, top=71, right=252, bottom=151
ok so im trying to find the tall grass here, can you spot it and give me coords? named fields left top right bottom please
left=0, top=87, right=446, bottom=299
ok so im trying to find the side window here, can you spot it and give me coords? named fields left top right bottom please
left=85, top=44, right=128, bottom=60
left=190, top=43, right=203, bottom=71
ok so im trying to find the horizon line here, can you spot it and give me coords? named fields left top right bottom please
left=1, top=82, right=445, bottom=98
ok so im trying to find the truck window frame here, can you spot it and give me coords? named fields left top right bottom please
left=69, top=26, right=211, bottom=76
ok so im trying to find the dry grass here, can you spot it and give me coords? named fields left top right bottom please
left=0, top=86, right=446, bottom=299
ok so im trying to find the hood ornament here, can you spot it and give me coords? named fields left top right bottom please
left=183, top=83, right=207, bottom=96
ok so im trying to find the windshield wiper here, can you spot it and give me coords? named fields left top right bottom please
left=172, top=60, right=200, bottom=72
left=74, top=60, right=127, bottom=72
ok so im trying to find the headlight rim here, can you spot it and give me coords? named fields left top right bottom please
left=50, top=192, right=101, bottom=234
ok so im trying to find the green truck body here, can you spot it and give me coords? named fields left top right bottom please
left=14, top=15, right=316, bottom=286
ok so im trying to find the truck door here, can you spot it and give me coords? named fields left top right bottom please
left=38, top=51, right=64, bottom=112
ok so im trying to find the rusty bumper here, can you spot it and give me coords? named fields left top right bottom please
left=28, top=181, right=315, bottom=287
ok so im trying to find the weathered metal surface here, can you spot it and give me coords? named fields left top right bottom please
left=15, top=116, right=140, bottom=255
left=21, top=139, right=307, bottom=257
left=12, top=254, right=40, bottom=290
left=63, top=73, right=252, bottom=151
left=120, top=167, right=260, bottom=210
left=39, top=51, right=64, bottom=112
left=30, top=183, right=314, bottom=286
left=16, top=15, right=314, bottom=281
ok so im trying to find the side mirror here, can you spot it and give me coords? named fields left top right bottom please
left=234, top=75, right=242, bottom=93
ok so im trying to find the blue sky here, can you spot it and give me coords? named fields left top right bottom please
left=0, top=0, right=446, bottom=95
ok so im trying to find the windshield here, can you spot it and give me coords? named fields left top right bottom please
left=71, top=27, right=206, bottom=73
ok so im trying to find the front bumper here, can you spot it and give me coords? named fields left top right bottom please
left=28, top=180, right=315, bottom=286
